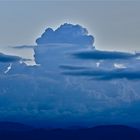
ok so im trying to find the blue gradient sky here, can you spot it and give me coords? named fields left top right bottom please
left=0, top=0, right=140, bottom=53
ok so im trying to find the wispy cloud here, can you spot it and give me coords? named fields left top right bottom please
left=62, top=68, right=140, bottom=80
left=72, top=50, right=137, bottom=60
left=12, top=45, right=36, bottom=49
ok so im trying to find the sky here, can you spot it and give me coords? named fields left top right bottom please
left=0, top=0, right=140, bottom=57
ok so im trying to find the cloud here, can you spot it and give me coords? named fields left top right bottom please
left=36, top=23, right=94, bottom=46
left=0, top=23, right=140, bottom=128
left=0, top=70, right=140, bottom=127
left=72, top=50, right=137, bottom=60
left=4, top=63, right=12, bottom=74
left=99, top=69, right=140, bottom=80
left=59, top=65, right=88, bottom=70
left=114, top=63, right=126, bottom=69
left=62, top=68, right=140, bottom=80
left=0, top=53, right=22, bottom=63
left=12, top=45, right=36, bottom=49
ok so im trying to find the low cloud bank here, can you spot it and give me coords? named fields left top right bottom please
left=73, top=50, right=137, bottom=60
left=0, top=53, right=22, bottom=63
left=62, top=68, right=140, bottom=80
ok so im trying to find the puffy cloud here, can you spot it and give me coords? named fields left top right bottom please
left=0, top=70, right=140, bottom=127
left=1, top=43, right=140, bottom=127
left=36, top=23, right=94, bottom=46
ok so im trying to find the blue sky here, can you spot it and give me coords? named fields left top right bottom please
left=0, top=0, right=140, bottom=53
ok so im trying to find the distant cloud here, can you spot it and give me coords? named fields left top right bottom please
left=36, top=23, right=94, bottom=46
left=0, top=53, right=22, bottom=63
left=12, top=45, right=36, bottom=49
left=62, top=68, right=140, bottom=80
left=4, top=63, right=12, bottom=74
left=73, top=50, right=137, bottom=60
left=59, top=65, right=88, bottom=70
left=114, top=63, right=126, bottom=69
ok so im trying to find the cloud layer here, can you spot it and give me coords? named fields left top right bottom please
left=1, top=43, right=140, bottom=127
left=62, top=68, right=140, bottom=80
left=0, top=23, right=140, bottom=127
left=36, top=23, right=94, bottom=46
left=73, top=50, right=137, bottom=60
left=0, top=53, right=22, bottom=63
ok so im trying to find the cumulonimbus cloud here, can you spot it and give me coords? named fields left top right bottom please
left=36, top=23, right=94, bottom=46
left=0, top=23, right=140, bottom=127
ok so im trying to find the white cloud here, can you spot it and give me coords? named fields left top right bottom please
left=96, top=62, right=100, bottom=68
left=4, top=63, right=12, bottom=74
left=114, top=63, right=126, bottom=69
